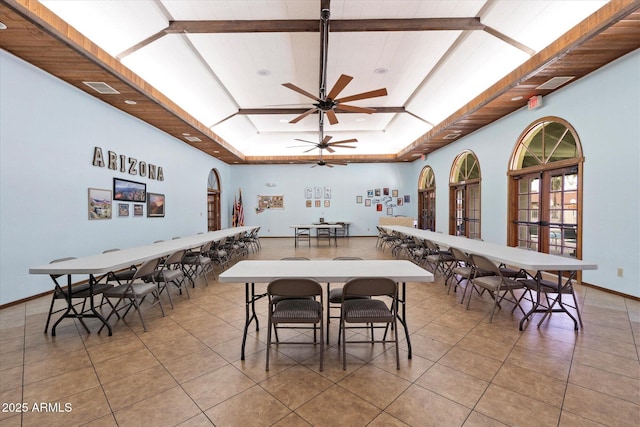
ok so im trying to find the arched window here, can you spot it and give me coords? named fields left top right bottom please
left=207, top=169, right=221, bottom=231
left=449, top=151, right=481, bottom=239
left=418, top=166, right=436, bottom=230
left=508, top=117, right=583, bottom=258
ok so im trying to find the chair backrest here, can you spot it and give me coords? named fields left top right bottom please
left=268, top=278, right=322, bottom=298
left=164, top=249, right=186, bottom=266
left=200, top=241, right=214, bottom=253
left=280, top=257, right=310, bottom=260
left=342, top=277, right=397, bottom=299
left=424, top=239, right=439, bottom=252
left=448, top=246, right=470, bottom=263
left=133, top=258, right=160, bottom=281
left=469, top=254, right=500, bottom=276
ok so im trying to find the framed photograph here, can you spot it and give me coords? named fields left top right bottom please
left=404, top=195, right=411, bottom=203
left=365, top=199, right=371, bottom=207
left=367, top=190, right=374, bottom=197
left=392, top=189, right=399, bottom=197
left=147, top=193, right=165, bottom=217
left=324, top=200, right=330, bottom=208
left=376, top=203, right=383, bottom=211
left=383, top=188, right=390, bottom=196
left=133, top=204, right=144, bottom=216
left=387, top=207, right=393, bottom=215
left=324, top=187, right=331, bottom=199
left=113, top=177, right=146, bottom=202
left=356, top=195, right=363, bottom=204
left=88, top=188, right=112, bottom=220
left=304, top=187, right=313, bottom=199
left=314, top=187, right=323, bottom=199
left=306, top=200, right=312, bottom=208
left=375, top=189, right=381, bottom=197
left=118, top=203, right=129, bottom=217
left=315, top=200, right=321, bottom=207
left=397, top=198, right=404, bottom=206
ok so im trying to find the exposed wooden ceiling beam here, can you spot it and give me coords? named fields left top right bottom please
left=165, top=17, right=484, bottom=34
left=237, top=107, right=406, bottom=115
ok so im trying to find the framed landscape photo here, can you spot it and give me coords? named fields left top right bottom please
left=113, top=177, right=146, bottom=202
left=88, top=188, right=112, bottom=220
left=133, top=204, right=144, bottom=216
left=118, top=203, right=129, bottom=217
left=147, top=193, right=165, bottom=217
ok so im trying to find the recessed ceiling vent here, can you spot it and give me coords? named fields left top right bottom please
left=83, top=81, right=120, bottom=94
left=536, top=76, right=574, bottom=90
left=184, top=136, right=202, bottom=142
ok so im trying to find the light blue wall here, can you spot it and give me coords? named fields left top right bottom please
left=1, top=47, right=638, bottom=305
left=229, top=163, right=416, bottom=237
left=0, top=50, right=230, bottom=304
left=411, top=49, right=640, bottom=297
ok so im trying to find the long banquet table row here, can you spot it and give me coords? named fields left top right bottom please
left=378, top=225, right=598, bottom=330
left=29, top=226, right=259, bottom=336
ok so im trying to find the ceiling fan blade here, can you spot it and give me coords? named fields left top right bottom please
left=294, top=138, right=317, bottom=144
left=326, top=164, right=335, bottom=168
left=326, top=109, right=339, bottom=125
left=289, top=107, right=318, bottom=124
left=327, top=74, right=353, bottom=100
left=329, top=145, right=356, bottom=149
left=334, top=104, right=376, bottom=114
left=282, top=83, right=320, bottom=101
left=287, top=144, right=313, bottom=148
left=335, top=88, right=388, bottom=104
left=322, top=135, right=333, bottom=144
left=328, top=162, right=347, bottom=166
left=304, top=146, right=318, bottom=153
left=328, top=138, right=358, bottom=145
left=326, top=146, right=335, bottom=153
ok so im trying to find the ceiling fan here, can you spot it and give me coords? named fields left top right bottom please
left=282, top=7, right=388, bottom=125
left=310, top=151, right=348, bottom=168
left=288, top=135, right=358, bottom=153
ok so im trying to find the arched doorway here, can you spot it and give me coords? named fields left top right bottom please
left=449, top=151, right=481, bottom=239
left=207, top=169, right=221, bottom=231
left=418, top=166, right=436, bottom=230
left=508, top=117, right=583, bottom=258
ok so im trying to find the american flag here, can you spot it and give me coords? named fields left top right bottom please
left=237, top=189, right=244, bottom=226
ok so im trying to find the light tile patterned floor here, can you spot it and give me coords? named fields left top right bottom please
left=1, top=237, right=639, bottom=426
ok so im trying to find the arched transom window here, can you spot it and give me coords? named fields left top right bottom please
left=449, top=151, right=481, bottom=239
left=508, top=117, right=583, bottom=258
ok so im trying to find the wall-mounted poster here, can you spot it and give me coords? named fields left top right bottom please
left=365, top=199, right=371, bottom=207
left=258, top=195, right=284, bottom=209
left=383, top=188, right=390, bottom=196
left=397, top=198, right=403, bottom=206
left=387, top=207, right=393, bottom=215
left=315, top=200, right=321, bottom=207
left=367, top=190, right=374, bottom=197
left=404, top=195, right=411, bottom=203
left=147, top=193, right=165, bottom=217
left=304, top=187, right=313, bottom=199
left=324, top=200, right=330, bottom=208
left=306, top=200, right=312, bottom=208
left=356, top=196, right=363, bottom=204
left=376, top=203, right=383, bottom=211
left=118, top=203, right=129, bottom=217
left=113, top=177, right=146, bottom=202
left=133, top=204, right=144, bottom=216
left=88, top=188, right=112, bottom=220
left=314, top=187, right=322, bottom=199
left=392, top=189, right=398, bottom=197
left=375, top=189, right=381, bottom=196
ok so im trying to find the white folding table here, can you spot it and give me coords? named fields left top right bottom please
left=381, top=225, right=598, bottom=330
left=29, top=227, right=256, bottom=335
left=218, top=259, right=434, bottom=360
left=290, top=224, right=342, bottom=247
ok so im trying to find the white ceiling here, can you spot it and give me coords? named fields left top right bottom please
left=39, top=0, right=609, bottom=159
